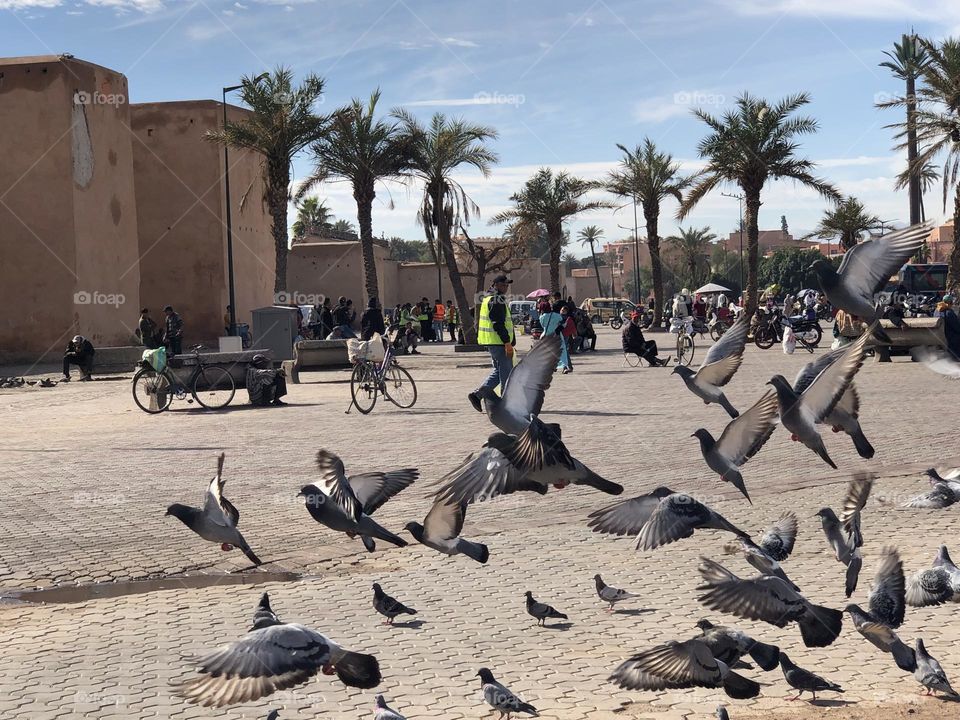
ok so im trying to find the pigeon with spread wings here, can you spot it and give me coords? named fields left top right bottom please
left=673, top=313, right=750, bottom=418
left=405, top=500, right=489, bottom=564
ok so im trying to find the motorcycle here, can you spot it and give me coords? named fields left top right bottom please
left=753, top=309, right=820, bottom=352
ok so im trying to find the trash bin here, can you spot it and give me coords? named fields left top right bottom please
left=251, top=306, right=298, bottom=361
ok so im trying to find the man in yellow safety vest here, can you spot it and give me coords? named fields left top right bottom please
left=468, top=274, right=515, bottom=413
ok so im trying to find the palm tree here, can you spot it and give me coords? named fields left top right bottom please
left=666, top=226, right=716, bottom=288
left=879, top=33, right=931, bottom=225
left=607, top=139, right=691, bottom=325
left=298, top=90, right=410, bottom=301
left=393, top=110, right=498, bottom=344
left=330, top=219, right=357, bottom=235
left=491, top=169, right=610, bottom=294
left=578, top=225, right=605, bottom=297
left=806, top=196, right=882, bottom=251
left=890, top=37, right=960, bottom=292
left=679, top=93, right=840, bottom=312
left=291, top=197, right=333, bottom=240
left=206, top=67, right=329, bottom=293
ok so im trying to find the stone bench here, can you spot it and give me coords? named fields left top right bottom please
left=876, top=317, right=946, bottom=362
left=165, top=349, right=273, bottom=389
left=281, top=339, right=350, bottom=383
left=89, top=346, right=147, bottom=373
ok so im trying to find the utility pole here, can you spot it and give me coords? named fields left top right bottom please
left=722, top=192, right=745, bottom=293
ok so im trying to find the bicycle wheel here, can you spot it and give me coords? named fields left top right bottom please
left=623, top=352, right=642, bottom=367
left=677, top=334, right=695, bottom=366
left=132, top=367, right=173, bottom=413
left=754, top=328, right=776, bottom=349
left=192, top=366, right=236, bottom=409
left=609, top=317, right=623, bottom=330
left=710, top=322, right=728, bottom=341
left=382, top=364, right=418, bottom=408
left=350, top=363, right=378, bottom=414
left=798, top=324, right=822, bottom=348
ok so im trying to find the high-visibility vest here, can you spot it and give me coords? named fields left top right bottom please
left=478, top=295, right=513, bottom=345
left=434, top=304, right=445, bottom=321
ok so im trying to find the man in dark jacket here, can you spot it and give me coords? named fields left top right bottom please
left=138, top=308, right=161, bottom=349
left=319, top=297, right=334, bottom=339
left=360, top=297, right=386, bottom=340
left=62, top=335, right=95, bottom=381
left=245, top=353, right=287, bottom=406
left=163, top=305, right=183, bottom=355
left=333, top=296, right=356, bottom=338
left=622, top=312, right=670, bottom=366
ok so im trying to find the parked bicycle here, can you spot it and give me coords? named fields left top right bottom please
left=670, top=316, right=696, bottom=366
left=132, top=345, right=236, bottom=413
left=348, top=326, right=417, bottom=414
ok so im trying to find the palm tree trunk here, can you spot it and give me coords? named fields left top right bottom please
left=744, top=190, right=762, bottom=314
left=355, top=185, right=380, bottom=301
left=268, top=156, right=290, bottom=294
left=645, top=208, right=663, bottom=326
left=547, top=221, right=563, bottom=294
left=949, top=182, right=960, bottom=295
left=906, top=75, right=921, bottom=226
left=589, top=242, right=603, bottom=297
left=438, top=213, right=477, bottom=344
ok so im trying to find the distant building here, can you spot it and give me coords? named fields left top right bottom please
left=720, top=229, right=816, bottom=256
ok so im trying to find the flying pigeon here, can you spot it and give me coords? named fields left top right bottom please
left=724, top=513, right=798, bottom=561
left=311, top=449, right=367, bottom=521
left=793, top=348, right=875, bottom=459
left=405, top=500, right=489, bottom=564
left=166, top=453, right=262, bottom=566
left=433, top=417, right=622, bottom=506
left=299, top=451, right=416, bottom=552
left=693, top=619, right=781, bottom=671
left=174, top=592, right=381, bottom=707
left=587, top=488, right=749, bottom=551
left=779, top=652, right=843, bottom=701
left=809, top=221, right=931, bottom=321
left=735, top=538, right=797, bottom=589
left=672, top=313, right=750, bottom=418
left=476, top=667, right=539, bottom=718
left=911, top=346, right=960, bottom=378
left=372, top=583, right=417, bottom=625
left=374, top=694, right=407, bottom=719
left=768, top=330, right=871, bottom=469
left=692, top=390, right=779, bottom=503
left=697, top=558, right=843, bottom=647
left=473, top=335, right=562, bottom=434
left=609, top=638, right=760, bottom=699
left=816, top=473, right=873, bottom=597
left=525, top=591, right=568, bottom=627
left=906, top=545, right=960, bottom=606
left=894, top=469, right=960, bottom=508
left=914, top=639, right=959, bottom=697
left=594, top=574, right=636, bottom=611
left=845, top=546, right=916, bottom=672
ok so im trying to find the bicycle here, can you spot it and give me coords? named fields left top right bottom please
left=670, top=317, right=696, bottom=366
left=132, top=345, right=236, bottom=413
left=347, top=327, right=418, bottom=414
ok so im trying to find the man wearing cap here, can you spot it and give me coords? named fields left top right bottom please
left=935, top=293, right=960, bottom=358
left=468, top=274, right=515, bottom=412
left=62, top=335, right=95, bottom=381
left=163, top=305, right=184, bottom=356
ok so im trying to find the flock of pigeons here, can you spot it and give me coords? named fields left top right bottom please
left=161, top=223, right=960, bottom=718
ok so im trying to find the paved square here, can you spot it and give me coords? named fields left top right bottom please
left=1, top=326, right=959, bottom=719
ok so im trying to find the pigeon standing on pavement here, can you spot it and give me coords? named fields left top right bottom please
left=906, top=545, right=960, bottom=606
left=594, top=574, right=637, bottom=611
left=693, top=619, right=781, bottom=671
left=672, top=313, right=750, bottom=418
left=524, top=591, right=568, bottom=627
left=779, top=652, right=843, bottom=701
left=587, top=488, right=749, bottom=550
left=692, top=389, right=780, bottom=503
left=476, top=667, right=539, bottom=718
left=405, top=500, right=489, bottom=563
left=768, top=330, right=871, bottom=469
left=174, top=592, right=381, bottom=706
left=372, top=583, right=417, bottom=625
left=373, top=694, right=407, bottom=719
left=845, top=546, right=916, bottom=672
left=914, top=639, right=959, bottom=697
left=165, top=453, right=262, bottom=566
left=697, top=558, right=843, bottom=647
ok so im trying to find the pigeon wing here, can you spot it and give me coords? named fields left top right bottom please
left=714, top=390, right=779, bottom=465
left=902, top=484, right=956, bottom=509
left=868, top=546, right=906, bottom=628
left=835, top=223, right=930, bottom=300
left=840, top=472, right=874, bottom=542
left=587, top=493, right=667, bottom=537
left=422, top=500, right=465, bottom=541
left=697, top=559, right=802, bottom=626
left=792, top=349, right=845, bottom=395
left=911, top=347, right=960, bottom=378
left=349, top=469, right=418, bottom=515
left=610, top=639, right=721, bottom=690
left=906, top=568, right=953, bottom=607
left=432, top=446, right=531, bottom=505
left=314, top=450, right=363, bottom=521
left=499, top=335, right=561, bottom=421
left=759, top=512, right=798, bottom=561
left=498, top=417, right=575, bottom=472
left=203, top=453, right=237, bottom=528
left=797, top=331, right=869, bottom=424
left=698, top=315, right=750, bottom=387
left=637, top=496, right=713, bottom=550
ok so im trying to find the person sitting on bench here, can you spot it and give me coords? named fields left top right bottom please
left=62, top=335, right=95, bottom=381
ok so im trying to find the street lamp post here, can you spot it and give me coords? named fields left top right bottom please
left=722, top=192, right=745, bottom=293
left=631, top=196, right=641, bottom=304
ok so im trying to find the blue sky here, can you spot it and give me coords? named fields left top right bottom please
left=3, top=0, right=959, bottom=255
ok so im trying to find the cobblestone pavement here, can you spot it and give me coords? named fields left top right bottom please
left=1, top=327, right=959, bottom=719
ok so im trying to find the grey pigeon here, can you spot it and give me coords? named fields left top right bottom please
left=809, top=221, right=931, bottom=320
left=374, top=694, right=407, bottom=719
left=588, top=488, right=749, bottom=551
left=299, top=451, right=416, bottom=552
left=779, top=652, right=843, bottom=701
left=816, top=473, right=873, bottom=597
left=433, top=417, right=621, bottom=506
left=716, top=706, right=730, bottom=720
left=174, top=592, right=380, bottom=706
left=672, top=313, right=750, bottom=418
left=594, top=574, right=636, bottom=611
left=697, top=558, right=843, bottom=647
left=311, top=449, right=367, bottom=521
left=525, top=591, right=568, bottom=627
left=768, top=330, right=871, bottom=469
left=756, top=512, right=798, bottom=561
left=474, top=336, right=561, bottom=434
left=476, top=667, right=539, bottom=718
left=692, top=390, right=779, bottom=503
left=608, top=638, right=760, bottom=699
left=899, top=481, right=959, bottom=509
left=845, top=546, right=916, bottom=672
left=736, top=538, right=797, bottom=590
left=907, top=545, right=960, bottom=606
left=915, top=639, right=959, bottom=697
left=793, top=349, right=875, bottom=459
left=405, top=500, right=489, bottom=563
left=694, top=619, right=780, bottom=671
left=265, top=711, right=279, bottom=720
left=911, top=346, right=960, bottom=378
left=166, top=453, right=262, bottom=565
left=372, top=583, right=417, bottom=625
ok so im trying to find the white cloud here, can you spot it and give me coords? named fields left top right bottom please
left=442, top=36, right=479, bottom=48
left=632, top=97, right=691, bottom=124
left=721, top=0, right=960, bottom=23
left=0, top=0, right=61, bottom=8
left=185, top=22, right=227, bottom=40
